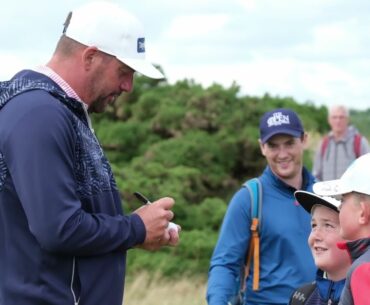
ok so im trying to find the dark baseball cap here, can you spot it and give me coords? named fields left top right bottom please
left=294, top=190, right=340, bottom=214
left=259, top=108, right=304, bottom=144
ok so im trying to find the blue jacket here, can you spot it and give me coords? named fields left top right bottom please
left=0, top=70, right=146, bottom=305
left=289, top=270, right=345, bottom=305
left=207, top=167, right=316, bottom=305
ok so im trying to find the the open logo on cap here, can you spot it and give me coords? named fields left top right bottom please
left=267, top=112, right=290, bottom=127
left=137, top=38, right=145, bottom=53
left=259, top=108, right=304, bottom=143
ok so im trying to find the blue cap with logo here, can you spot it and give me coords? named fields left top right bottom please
left=259, top=108, right=304, bottom=144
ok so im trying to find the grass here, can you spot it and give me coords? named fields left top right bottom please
left=123, top=273, right=207, bottom=305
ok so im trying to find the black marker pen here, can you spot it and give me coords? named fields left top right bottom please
left=134, top=192, right=179, bottom=232
left=134, top=192, right=151, bottom=205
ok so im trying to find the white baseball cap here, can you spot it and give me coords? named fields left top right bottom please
left=313, top=153, right=370, bottom=197
left=294, top=190, right=341, bottom=214
left=63, top=1, right=164, bottom=79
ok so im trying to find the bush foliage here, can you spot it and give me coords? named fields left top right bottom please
left=91, top=72, right=370, bottom=278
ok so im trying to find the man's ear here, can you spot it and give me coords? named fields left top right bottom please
left=301, top=133, right=308, bottom=148
left=82, top=46, right=99, bottom=70
left=359, top=198, right=370, bottom=225
left=258, top=139, right=266, bottom=156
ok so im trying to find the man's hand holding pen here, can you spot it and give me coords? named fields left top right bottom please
left=133, top=193, right=181, bottom=251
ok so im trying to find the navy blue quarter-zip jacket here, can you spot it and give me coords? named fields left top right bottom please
left=0, top=70, right=146, bottom=305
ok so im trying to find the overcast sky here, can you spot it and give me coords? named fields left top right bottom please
left=1, top=0, right=370, bottom=110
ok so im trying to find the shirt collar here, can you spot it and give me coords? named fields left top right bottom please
left=33, top=65, right=93, bottom=132
left=33, top=66, right=85, bottom=104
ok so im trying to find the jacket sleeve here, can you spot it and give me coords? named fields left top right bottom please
left=206, top=187, right=252, bottom=305
left=351, top=263, right=370, bottom=305
left=4, top=99, right=145, bottom=256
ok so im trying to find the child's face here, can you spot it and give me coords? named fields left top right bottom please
left=339, top=193, right=364, bottom=240
left=308, top=205, right=350, bottom=280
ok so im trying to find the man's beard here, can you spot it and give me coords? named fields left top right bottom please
left=88, top=94, right=119, bottom=113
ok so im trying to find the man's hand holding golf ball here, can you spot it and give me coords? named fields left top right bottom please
left=133, top=193, right=181, bottom=251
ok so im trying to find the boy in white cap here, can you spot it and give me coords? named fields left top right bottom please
left=0, top=2, right=178, bottom=305
left=313, top=152, right=370, bottom=305
left=289, top=190, right=350, bottom=305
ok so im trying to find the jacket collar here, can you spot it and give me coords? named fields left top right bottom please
left=337, top=237, right=370, bottom=263
left=0, top=70, right=87, bottom=126
left=264, top=166, right=314, bottom=192
left=316, top=269, right=345, bottom=303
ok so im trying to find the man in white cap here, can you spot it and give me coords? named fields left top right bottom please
left=0, top=2, right=178, bottom=305
left=313, top=153, right=370, bottom=305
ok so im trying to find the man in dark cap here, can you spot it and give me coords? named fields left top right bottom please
left=207, top=108, right=316, bottom=305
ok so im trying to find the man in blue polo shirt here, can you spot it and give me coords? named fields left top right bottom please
left=207, top=108, right=316, bottom=305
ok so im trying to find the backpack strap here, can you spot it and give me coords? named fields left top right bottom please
left=242, top=178, right=263, bottom=291
left=320, top=135, right=330, bottom=158
left=290, top=282, right=316, bottom=305
left=354, top=133, right=362, bottom=158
